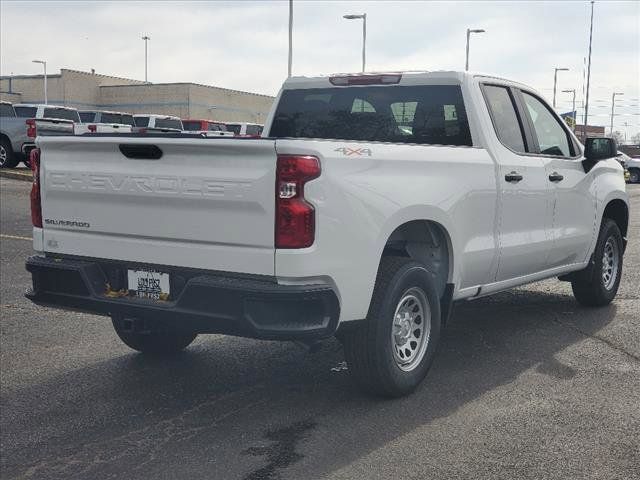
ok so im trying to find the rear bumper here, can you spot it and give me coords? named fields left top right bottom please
left=25, top=255, right=340, bottom=341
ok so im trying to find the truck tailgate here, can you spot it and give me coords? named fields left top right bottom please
left=38, top=136, right=277, bottom=275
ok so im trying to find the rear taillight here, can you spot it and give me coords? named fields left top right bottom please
left=26, top=119, right=36, bottom=138
left=88, top=124, right=97, bottom=133
left=30, top=148, right=42, bottom=228
left=275, top=155, right=320, bottom=248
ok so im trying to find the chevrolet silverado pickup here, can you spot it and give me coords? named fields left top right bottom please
left=25, top=71, right=629, bottom=397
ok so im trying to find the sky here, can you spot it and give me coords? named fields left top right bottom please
left=1, top=0, right=639, bottom=138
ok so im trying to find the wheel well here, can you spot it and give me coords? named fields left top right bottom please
left=603, top=199, right=628, bottom=240
left=382, top=220, right=452, bottom=299
left=0, top=133, right=12, bottom=150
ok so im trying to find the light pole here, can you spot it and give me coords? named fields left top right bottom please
left=32, top=60, right=47, bottom=104
left=583, top=0, right=595, bottom=138
left=288, top=0, right=293, bottom=77
left=552, top=67, right=569, bottom=108
left=465, top=28, right=485, bottom=71
left=562, top=89, right=576, bottom=131
left=343, top=13, right=366, bottom=72
left=610, top=92, right=623, bottom=136
left=142, top=35, right=151, bottom=83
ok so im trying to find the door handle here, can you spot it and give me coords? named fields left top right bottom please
left=548, top=172, right=564, bottom=182
left=504, top=171, right=523, bottom=183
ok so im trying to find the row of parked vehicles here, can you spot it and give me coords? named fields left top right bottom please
left=0, top=101, right=264, bottom=168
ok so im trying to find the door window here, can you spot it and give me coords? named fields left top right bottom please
left=521, top=92, right=572, bottom=157
left=482, top=85, right=527, bottom=153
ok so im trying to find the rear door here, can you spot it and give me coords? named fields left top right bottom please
left=481, top=84, right=553, bottom=281
left=39, top=136, right=277, bottom=275
left=517, top=90, right=596, bottom=268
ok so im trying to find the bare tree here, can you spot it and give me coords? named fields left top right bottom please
left=631, top=132, right=640, bottom=145
left=611, top=131, right=624, bottom=145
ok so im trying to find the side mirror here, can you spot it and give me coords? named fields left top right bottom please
left=583, top=137, right=617, bottom=172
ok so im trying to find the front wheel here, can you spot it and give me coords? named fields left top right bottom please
left=112, top=316, right=197, bottom=355
left=342, top=257, right=441, bottom=397
left=0, top=138, right=19, bottom=169
left=571, top=219, right=623, bottom=307
left=629, top=168, right=640, bottom=184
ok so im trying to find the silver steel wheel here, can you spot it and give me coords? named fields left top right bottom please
left=602, top=236, right=619, bottom=290
left=0, top=144, right=7, bottom=166
left=391, top=287, right=431, bottom=372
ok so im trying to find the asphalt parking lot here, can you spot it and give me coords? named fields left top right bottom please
left=1, top=175, right=639, bottom=480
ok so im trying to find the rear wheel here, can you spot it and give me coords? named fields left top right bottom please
left=629, top=168, right=640, bottom=184
left=112, top=316, right=197, bottom=355
left=571, top=219, right=623, bottom=307
left=342, top=257, right=441, bottom=397
left=0, top=138, right=18, bottom=168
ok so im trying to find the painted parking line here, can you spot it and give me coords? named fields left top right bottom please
left=0, top=234, right=32, bottom=241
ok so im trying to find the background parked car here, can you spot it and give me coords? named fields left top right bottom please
left=0, top=101, right=31, bottom=168
left=79, top=110, right=135, bottom=127
left=224, top=122, right=263, bottom=136
left=133, top=114, right=183, bottom=133
left=13, top=104, right=81, bottom=123
left=619, top=151, right=640, bottom=183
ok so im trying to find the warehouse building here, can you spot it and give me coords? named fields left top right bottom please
left=0, top=68, right=274, bottom=123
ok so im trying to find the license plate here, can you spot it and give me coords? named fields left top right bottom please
left=127, top=269, right=170, bottom=301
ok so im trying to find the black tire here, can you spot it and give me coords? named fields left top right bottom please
left=343, top=257, right=441, bottom=397
left=629, top=168, right=640, bottom=184
left=112, top=317, right=197, bottom=355
left=0, top=137, right=19, bottom=169
left=571, top=219, right=623, bottom=307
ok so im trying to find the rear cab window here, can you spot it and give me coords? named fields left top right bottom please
left=227, top=124, right=242, bottom=135
left=269, top=84, right=472, bottom=146
left=182, top=121, right=204, bottom=131
left=121, top=114, right=135, bottom=126
left=155, top=118, right=182, bottom=130
left=14, top=106, right=37, bottom=118
left=79, top=111, right=97, bottom=123
left=43, top=108, right=80, bottom=122
left=246, top=124, right=263, bottom=136
left=134, top=117, right=149, bottom=127
left=100, top=113, right=124, bottom=124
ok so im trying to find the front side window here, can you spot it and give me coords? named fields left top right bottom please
left=270, top=85, right=472, bottom=146
left=482, top=85, right=526, bottom=153
left=521, top=92, right=572, bottom=157
left=0, top=103, right=15, bottom=117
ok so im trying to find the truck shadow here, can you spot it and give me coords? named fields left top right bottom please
left=0, top=288, right=620, bottom=480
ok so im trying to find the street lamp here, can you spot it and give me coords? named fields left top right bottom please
left=288, top=0, right=293, bottom=77
left=562, top=89, right=576, bottom=131
left=552, top=67, right=569, bottom=108
left=610, top=92, right=623, bottom=136
left=465, top=28, right=485, bottom=71
left=32, top=60, right=47, bottom=104
left=343, top=13, right=367, bottom=72
left=142, top=35, right=151, bottom=83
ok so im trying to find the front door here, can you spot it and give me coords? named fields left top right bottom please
left=518, top=90, right=597, bottom=269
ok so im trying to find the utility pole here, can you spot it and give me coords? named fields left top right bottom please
left=583, top=0, right=595, bottom=138
left=610, top=92, right=623, bottom=136
left=552, top=67, right=569, bottom=108
left=142, top=35, right=151, bottom=83
left=562, top=89, right=576, bottom=131
left=288, top=0, right=293, bottom=77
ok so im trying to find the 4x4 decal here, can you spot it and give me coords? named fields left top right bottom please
left=334, top=147, right=372, bottom=157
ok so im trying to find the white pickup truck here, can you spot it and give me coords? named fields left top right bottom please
left=25, top=71, right=629, bottom=397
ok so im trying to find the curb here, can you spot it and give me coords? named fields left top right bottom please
left=0, top=170, right=32, bottom=182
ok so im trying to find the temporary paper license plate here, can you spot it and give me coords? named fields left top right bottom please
left=127, top=269, right=170, bottom=300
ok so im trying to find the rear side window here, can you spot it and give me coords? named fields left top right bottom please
left=79, top=111, right=96, bottom=122
left=270, top=85, right=472, bottom=146
left=0, top=104, right=15, bottom=117
left=14, top=106, right=37, bottom=118
left=43, top=108, right=80, bottom=122
left=227, top=124, right=241, bottom=135
left=482, top=85, right=526, bottom=153
left=155, top=118, right=182, bottom=130
left=134, top=116, right=149, bottom=127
